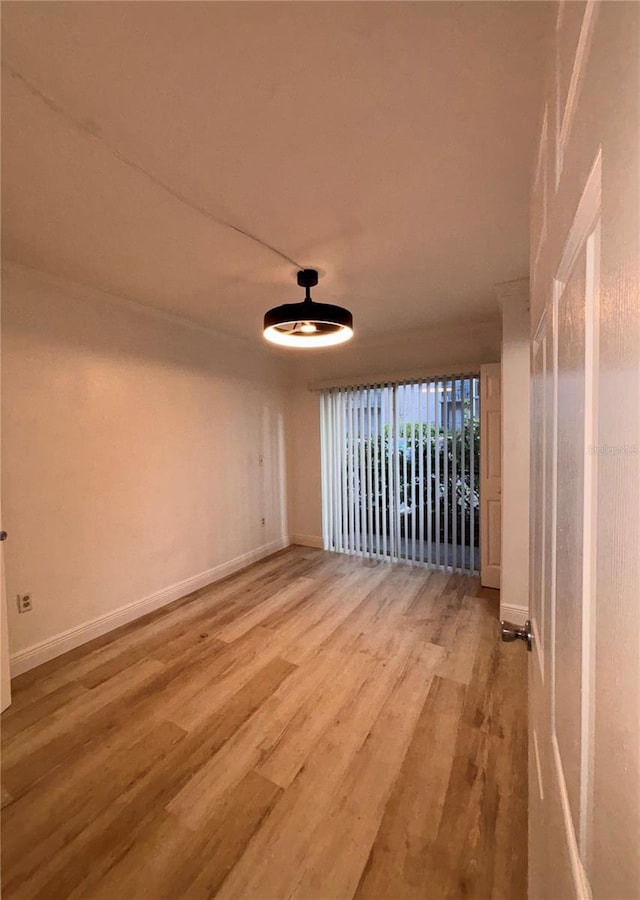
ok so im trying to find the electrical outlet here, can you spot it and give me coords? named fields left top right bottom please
left=261, top=517, right=266, bottom=527
left=17, top=594, right=33, bottom=614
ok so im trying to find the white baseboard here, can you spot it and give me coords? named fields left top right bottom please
left=10, top=537, right=290, bottom=677
left=289, top=534, right=324, bottom=549
left=500, top=602, right=529, bottom=627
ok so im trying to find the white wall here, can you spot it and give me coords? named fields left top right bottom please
left=2, top=263, right=289, bottom=673
left=497, top=281, right=530, bottom=625
left=286, top=317, right=501, bottom=543
left=286, top=385, right=324, bottom=548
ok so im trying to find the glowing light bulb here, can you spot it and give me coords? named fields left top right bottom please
left=263, top=268, right=353, bottom=348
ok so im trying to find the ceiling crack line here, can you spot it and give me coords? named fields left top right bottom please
left=3, top=62, right=305, bottom=270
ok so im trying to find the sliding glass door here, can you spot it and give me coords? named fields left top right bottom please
left=320, top=375, right=480, bottom=573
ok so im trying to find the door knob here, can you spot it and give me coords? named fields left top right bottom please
left=501, top=619, right=532, bottom=651
left=0, top=531, right=7, bottom=541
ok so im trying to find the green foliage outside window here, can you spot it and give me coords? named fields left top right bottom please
left=350, top=406, right=480, bottom=548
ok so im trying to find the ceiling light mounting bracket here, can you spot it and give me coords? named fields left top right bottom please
left=297, top=268, right=319, bottom=300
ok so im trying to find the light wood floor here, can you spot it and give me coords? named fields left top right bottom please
left=1, top=546, right=527, bottom=899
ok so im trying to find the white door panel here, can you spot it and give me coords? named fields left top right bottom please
left=528, top=4, right=640, bottom=895
left=530, top=153, right=601, bottom=900
left=480, top=363, right=501, bottom=588
left=529, top=6, right=640, bottom=884
left=531, top=310, right=553, bottom=690
left=554, top=242, right=588, bottom=849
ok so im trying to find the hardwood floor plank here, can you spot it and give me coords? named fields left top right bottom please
left=2, top=657, right=167, bottom=797
left=418, top=580, right=465, bottom=646
left=2, top=718, right=186, bottom=860
left=214, top=573, right=328, bottom=643
left=255, top=648, right=377, bottom=789
left=88, top=771, right=283, bottom=900
left=401, top=570, right=439, bottom=617
left=176, top=772, right=281, bottom=900
left=287, top=641, right=445, bottom=900
left=166, top=627, right=296, bottom=732
left=276, top=568, right=388, bottom=665
left=355, top=675, right=467, bottom=899
left=168, top=645, right=374, bottom=829
left=314, top=565, right=426, bottom=659
left=1, top=547, right=527, bottom=900
left=480, top=622, right=528, bottom=900
left=436, top=594, right=485, bottom=685
left=1, top=785, right=14, bottom=809
left=423, top=723, right=503, bottom=899
left=2, top=656, right=162, bottom=756
left=214, top=630, right=425, bottom=900
left=12, top=657, right=296, bottom=899
left=0, top=681, right=88, bottom=743
left=1, top=636, right=226, bottom=806
left=1, top=720, right=187, bottom=899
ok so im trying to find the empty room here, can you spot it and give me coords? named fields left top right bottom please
left=1, top=2, right=639, bottom=898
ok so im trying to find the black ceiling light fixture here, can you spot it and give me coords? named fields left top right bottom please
left=263, top=269, right=354, bottom=348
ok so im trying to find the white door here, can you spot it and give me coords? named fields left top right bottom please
left=528, top=3, right=640, bottom=897
left=480, top=362, right=501, bottom=588
left=1, top=536, right=10, bottom=713
left=0, top=286, right=11, bottom=712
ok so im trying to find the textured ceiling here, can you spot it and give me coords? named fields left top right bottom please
left=1, top=1, right=553, bottom=343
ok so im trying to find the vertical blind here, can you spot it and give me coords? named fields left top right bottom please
left=320, top=375, right=480, bottom=574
